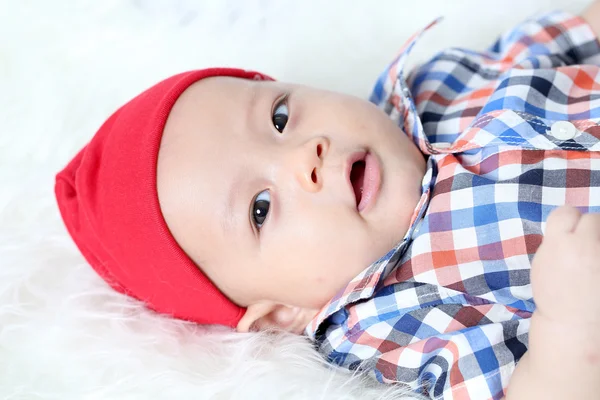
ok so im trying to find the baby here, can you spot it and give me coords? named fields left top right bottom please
left=55, top=5, right=600, bottom=400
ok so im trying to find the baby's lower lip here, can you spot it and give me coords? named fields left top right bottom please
left=357, top=153, right=381, bottom=213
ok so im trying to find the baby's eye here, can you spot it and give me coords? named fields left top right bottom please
left=251, top=189, right=270, bottom=230
left=272, top=97, right=289, bottom=133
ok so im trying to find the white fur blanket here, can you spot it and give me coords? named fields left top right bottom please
left=1, top=1, right=592, bottom=399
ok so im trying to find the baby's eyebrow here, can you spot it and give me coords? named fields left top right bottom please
left=246, top=83, right=260, bottom=131
left=222, top=172, right=244, bottom=237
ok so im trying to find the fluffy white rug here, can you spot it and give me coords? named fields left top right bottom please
left=1, top=1, right=593, bottom=399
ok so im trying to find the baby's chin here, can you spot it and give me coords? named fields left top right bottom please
left=369, top=191, right=419, bottom=248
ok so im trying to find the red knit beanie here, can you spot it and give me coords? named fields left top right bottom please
left=55, top=68, right=273, bottom=327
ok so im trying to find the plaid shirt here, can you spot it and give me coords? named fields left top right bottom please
left=305, top=11, right=600, bottom=400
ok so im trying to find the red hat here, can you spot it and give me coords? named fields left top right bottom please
left=55, top=68, right=273, bottom=327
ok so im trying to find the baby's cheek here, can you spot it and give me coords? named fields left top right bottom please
left=312, top=268, right=352, bottom=303
left=300, top=273, right=335, bottom=308
left=308, top=272, right=330, bottom=292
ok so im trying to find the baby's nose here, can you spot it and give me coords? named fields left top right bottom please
left=294, top=137, right=329, bottom=193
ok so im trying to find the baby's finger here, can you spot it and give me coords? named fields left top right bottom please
left=544, top=205, right=581, bottom=236
left=574, top=212, right=600, bottom=239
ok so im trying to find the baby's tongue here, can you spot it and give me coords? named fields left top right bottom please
left=350, top=160, right=366, bottom=207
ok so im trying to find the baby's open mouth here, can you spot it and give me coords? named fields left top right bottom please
left=350, top=158, right=366, bottom=207
left=346, top=151, right=382, bottom=213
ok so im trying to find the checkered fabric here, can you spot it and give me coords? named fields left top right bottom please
left=305, top=11, right=600, bottom=400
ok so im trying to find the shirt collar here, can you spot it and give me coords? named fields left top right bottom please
left=369, top=18, right=441, bottom=156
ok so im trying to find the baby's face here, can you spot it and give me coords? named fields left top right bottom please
left=157, top=77, right=425, bottom=326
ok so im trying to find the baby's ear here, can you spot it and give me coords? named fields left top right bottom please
left=236, top=302, right=316, bottom=334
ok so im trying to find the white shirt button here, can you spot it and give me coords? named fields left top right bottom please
left=550, top=121, right=578, bottom=140
left=431, top=142, right=453, bottom=150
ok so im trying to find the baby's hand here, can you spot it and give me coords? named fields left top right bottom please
left=505, top=206, right=600, bottom=400
left=531, top=206, right=600, bottom=326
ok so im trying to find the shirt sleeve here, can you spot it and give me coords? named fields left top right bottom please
left=486, top=11, right=600, bottom=66
left=316, top=296, right=531, bottom=400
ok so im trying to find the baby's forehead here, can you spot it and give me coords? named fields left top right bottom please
left=161, top=77, right=255, bottom=151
